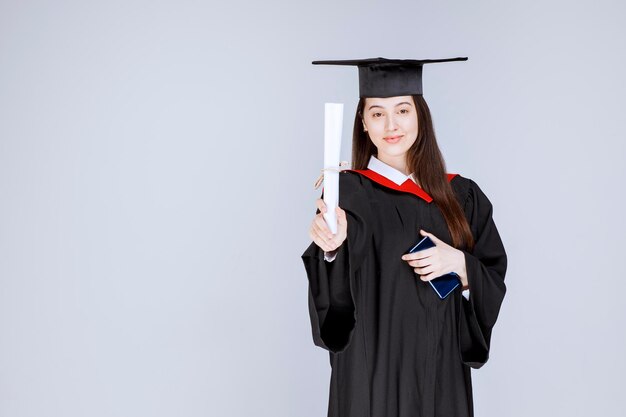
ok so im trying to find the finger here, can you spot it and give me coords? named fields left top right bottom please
left=401, top=253, right=417, bottom=261
left=316, top=198, right=328, bottom=213
left=309, top=224, right=330, bottom=251
left=314, top=212, right=331, bottom=231
left=310, top=216, right=337, bottom=251
left=420, top=229, right=439, bottom=243
left=413, top=266, right=428, bottom=276
left=325, top=237, right=339, bottom=251
left=418, top=265, right=435, bottom=275
left=313, top=222, right=333, bottom=246
left=314, top=220, right=337, bottom=247
left=336, top=208, right=347, bottom=230
left=401, top=250, right=431, bottom=262
left=324, top=228, right=343, bottom=251
left=419, top=271, right=435, bottom=282
left=314, top=215, right=334, bottom=239
left=316, top=214, right=333, bottom=238
left=409, top=261, right=430, bottom=274
left=312, top=230, right=334, bottom=251
left=408, top=259, right=429, bottom=268
left=316, top=241, right=333, bottom=252
left=417, top=247, right=436, bottom=258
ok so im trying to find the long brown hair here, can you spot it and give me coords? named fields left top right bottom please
left=351, top=94, right=475, bottom=252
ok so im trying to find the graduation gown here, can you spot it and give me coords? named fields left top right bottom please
left=301, top=169, right=507, bottom=417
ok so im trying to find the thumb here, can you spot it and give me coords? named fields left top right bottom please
left=336, top=207, right=347, bottom=221
left=420, top=228, right=436, bottom=240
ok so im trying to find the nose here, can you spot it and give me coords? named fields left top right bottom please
left=385, top=114, right=398, bottom=131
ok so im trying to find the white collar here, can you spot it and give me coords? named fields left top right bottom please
left=367, top=155, right=416, bottom=186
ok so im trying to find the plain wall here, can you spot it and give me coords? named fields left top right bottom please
left=1, top=0, right=625, bottom=416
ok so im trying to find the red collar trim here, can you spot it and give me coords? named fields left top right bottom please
left=346, top=169, right=458, bottom=203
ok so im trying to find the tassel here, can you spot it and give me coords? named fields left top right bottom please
left=313, top=161, right=351, bottom=189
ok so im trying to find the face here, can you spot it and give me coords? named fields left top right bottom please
left=362, top=95, right=419, bottom=162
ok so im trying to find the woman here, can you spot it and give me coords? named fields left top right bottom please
left=301, top=57, right=508, bottom=417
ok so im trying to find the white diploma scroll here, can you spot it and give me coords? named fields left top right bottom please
left=322, top=103, right=344, bottom=234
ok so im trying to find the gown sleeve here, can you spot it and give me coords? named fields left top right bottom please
left=457, top=178, right=508, bottom=369
left=301, top=172, right=372, bottom=354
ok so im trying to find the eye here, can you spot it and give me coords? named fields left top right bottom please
left=399, top=108, right=410, bottom=114
left=372, top=112, right=382, bottom=118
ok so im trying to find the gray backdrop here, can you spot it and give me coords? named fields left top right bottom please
left=1, top=0, right=624, bottom=416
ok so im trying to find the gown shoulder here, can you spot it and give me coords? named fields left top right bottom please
left=449, top=173, right=495, bottom=218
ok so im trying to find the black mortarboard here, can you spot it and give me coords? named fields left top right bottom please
left=312, top=56, right=468, bottom=97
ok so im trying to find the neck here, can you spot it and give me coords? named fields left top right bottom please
left=377, top=154, right=410, bottom=176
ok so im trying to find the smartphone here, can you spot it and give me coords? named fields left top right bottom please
left=406, top=235, right=460, bottom=299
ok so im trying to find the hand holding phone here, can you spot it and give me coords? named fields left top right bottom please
left=406, top=235, right=461, bottom=300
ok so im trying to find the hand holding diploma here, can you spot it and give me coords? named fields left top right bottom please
left=308, top=102, right=348, bottom=253
left=308, top=198, right=347, bottom=253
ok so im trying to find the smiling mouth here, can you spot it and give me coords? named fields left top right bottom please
left=384, top=135, right=403, bottom=142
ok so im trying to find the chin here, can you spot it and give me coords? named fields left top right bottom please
left=381, top=142, right=411, bottom=151
left=378, top=148, right=410, bottom=158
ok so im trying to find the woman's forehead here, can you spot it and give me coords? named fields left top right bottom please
left=365, top=96, right=414, bottom=108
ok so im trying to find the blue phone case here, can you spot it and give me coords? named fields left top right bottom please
left=407, top=236, right=460, bottom=299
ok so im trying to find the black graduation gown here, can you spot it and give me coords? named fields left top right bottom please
left=301, top=170, right=507, bottom=417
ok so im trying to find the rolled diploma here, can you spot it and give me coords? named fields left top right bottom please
left=323, top=102, right=343, bottom=234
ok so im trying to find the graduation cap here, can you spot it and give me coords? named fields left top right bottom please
left=311, top=56, right=468, bottom=97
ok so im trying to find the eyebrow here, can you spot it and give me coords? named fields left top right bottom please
left=367, top=102, right=412, bottom=110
